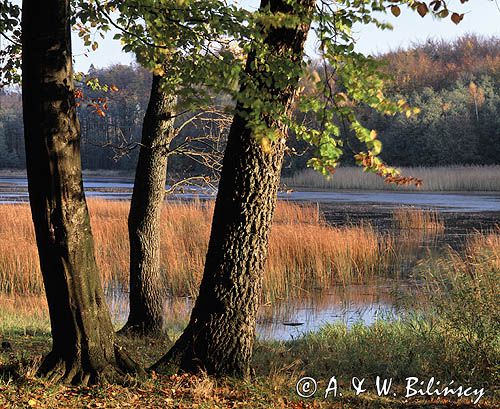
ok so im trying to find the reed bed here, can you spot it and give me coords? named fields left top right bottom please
left=456, top=227, right=500, bottom=272
left=284, top=165, right=500, bottom=191
left=386, top=209, right=445, bottom=277
left=0, top=222, right=500, bottom=372
left=0, top=200, right=397, bottom=300
left=392, top=207, right=445, bottom=233
left=255, top=231, right=500, bottom=388
left=265, top=223, right=389, bottom=300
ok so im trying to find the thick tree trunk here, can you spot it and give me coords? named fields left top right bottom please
left=21, top=0, right=140, bottom=384
left=153, top=0, right=315, bottom=377
left=120, top=75, right=176, bottom=336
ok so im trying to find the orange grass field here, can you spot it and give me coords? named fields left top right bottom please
left=0, top=200, right=453, bottom=301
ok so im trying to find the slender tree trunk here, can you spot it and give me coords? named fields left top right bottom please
left=153, top=0, right=315, bottom=377
left=120, top=75, right=176, bottom=336
left=21, top=0, right=140, bottom=384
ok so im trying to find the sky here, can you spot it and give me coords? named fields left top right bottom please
left=70, top=0, right=500, bottom=72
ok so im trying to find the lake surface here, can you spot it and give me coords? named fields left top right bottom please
left=2, top=176, right=500, bottom=212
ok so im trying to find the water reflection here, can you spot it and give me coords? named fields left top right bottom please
left=105, top=280, right=406, bottom=341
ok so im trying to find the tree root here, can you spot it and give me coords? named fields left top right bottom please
left=150, top=327, right=195, bottom=375
left=37, top=345, right=145, bottom=386
left=114, top=343, right=145, bottom=378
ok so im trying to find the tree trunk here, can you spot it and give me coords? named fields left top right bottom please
left=120, top=75, right=176, bottom=336
left=153, top=0, right=315, bottom=378
left=21, top=0, right=140, bottom=384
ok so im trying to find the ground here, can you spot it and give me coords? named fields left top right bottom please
left=0, top=333, right=496, bottom=409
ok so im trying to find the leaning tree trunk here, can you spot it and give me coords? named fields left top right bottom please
left=153, top=0, right=315, bottom=378
left=120, top=75, right=176, bottom=336
left=21, top=0, right=140, bottom=384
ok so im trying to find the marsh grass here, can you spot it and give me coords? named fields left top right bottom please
left=284, top=165, right=500, bottom=191
left=392, top=207, right=444, bottom=234
left=0, top=200, right=398, bottom=301
left=412, top=229, right=500, bottom=386
left=255, top=232, right=500, bottom=389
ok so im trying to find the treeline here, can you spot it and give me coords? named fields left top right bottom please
left=0, top=64, right=223, bottom=175
left=286, top=35, right=500, bottom=172
left=375, top=35, right=500, bottom=166
left=1, top=35, right=499, bottom=171
left=0, top=64, right=152, bottom=170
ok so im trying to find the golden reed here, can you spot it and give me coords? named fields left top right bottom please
left=0, top=200, right=398, bottom=300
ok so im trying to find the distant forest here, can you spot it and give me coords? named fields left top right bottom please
left=1, top=35, right=499, bottom=174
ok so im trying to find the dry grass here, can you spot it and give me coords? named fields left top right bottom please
left=265, top=223, right=389, bottom=300
left=392, top=207, right=445, bottom=233
left=0, top=200, right=399, bottom=301
left=385, top=209, right=445, bottom=277
left=284, top=165, right=500, bottom=191
left=0, top=204, right=41, bottom=294
left=465, top=227, right=500, bottom=270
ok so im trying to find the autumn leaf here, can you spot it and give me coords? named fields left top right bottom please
left=417, top=3, right=429, bottom=17
left=451, top=12, right=464, bottom=24
left=390, top=5, right=401, bottom=17
left=73, top=89, right=84, bottom=99
left=325, top=165, right=336, bottom=174
left=439, top=9, right=449, bottom=17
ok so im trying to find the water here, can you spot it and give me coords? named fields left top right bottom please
left=2, top=176, right=500, bottom=212
left=256, top=282, right=404, bottom=340
left=105, top=281, right=403, bottom=341
left=282, top=190, right=500, bottom=212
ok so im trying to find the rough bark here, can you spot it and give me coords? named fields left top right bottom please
left=21, top=0, right=141, bottom=384
left=120, top=75, right=176, bottom=336
left=152, top=0, right=315, bottom=378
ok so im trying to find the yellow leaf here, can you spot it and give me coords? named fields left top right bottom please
left=28, top=399, right=37, bottom=407
left=153, top=66, right=165, bottom=76
left=261, top=137, right=271, bottom=153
